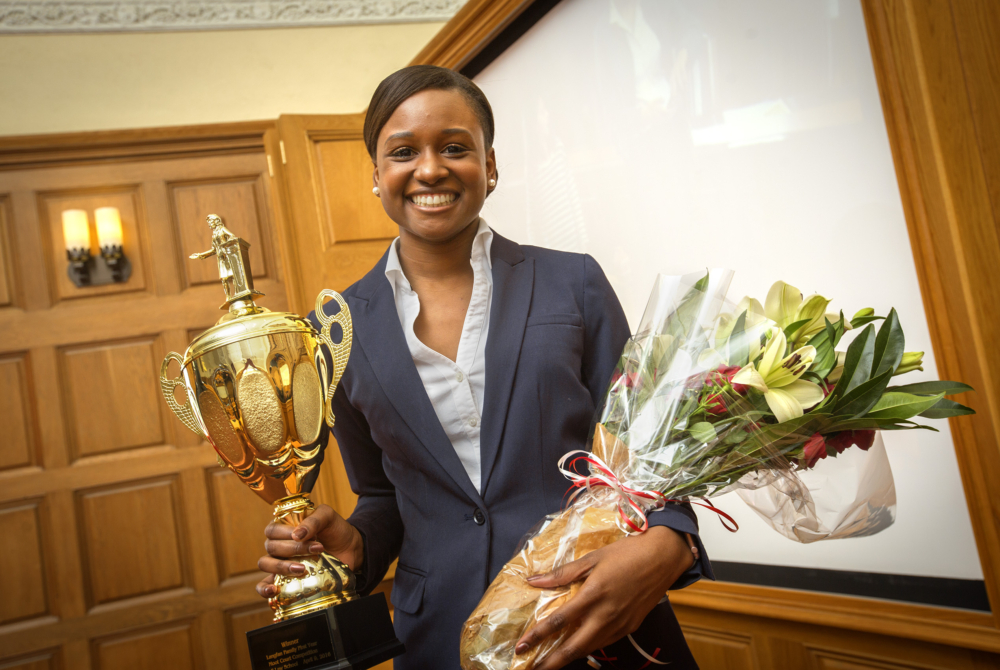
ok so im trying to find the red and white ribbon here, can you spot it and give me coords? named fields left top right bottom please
left=558, top=450, right=740, bottom=533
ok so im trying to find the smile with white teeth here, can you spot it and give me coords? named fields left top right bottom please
left=410, top=192, right=456, bottom=207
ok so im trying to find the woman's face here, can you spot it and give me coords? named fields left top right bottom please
left=374, top=88, right=497, bottom=244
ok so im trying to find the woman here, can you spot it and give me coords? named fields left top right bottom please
left=257, top=65, right=711, bottom=670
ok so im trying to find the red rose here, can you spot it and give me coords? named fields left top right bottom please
left=705, top=365, right=748, bottom=394
left=826, top=430, right=876, bottom=454
left=611, top=370, right=641, bottom=390
left=705, top=392, right=727, bottom=415
left=803, top=433, right=828, bottom=468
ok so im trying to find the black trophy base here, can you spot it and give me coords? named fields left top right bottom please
left=247, top=592, right=404, bottom=670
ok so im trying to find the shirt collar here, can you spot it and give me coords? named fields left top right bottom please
left=385, top=218, right=493, bottom=294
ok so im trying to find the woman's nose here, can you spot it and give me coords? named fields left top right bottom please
left=414, top=152, right=448, bottom=184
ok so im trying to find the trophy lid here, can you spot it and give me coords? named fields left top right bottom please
left=183, top=214, right=315, bottom=365
left=185, top=310, right=317, bottom=365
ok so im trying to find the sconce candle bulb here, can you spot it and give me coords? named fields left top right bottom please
left=95, top=207, right=124, bottom=251
left=62, top=209, right=91, bottom=254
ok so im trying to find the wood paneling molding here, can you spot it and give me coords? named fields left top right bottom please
left=0, top=121, right=274, bottom=171
left=410, top=0, right=538, bottom=70
left=861, top=0, right=1000, bottom=625
left=672, top=581, right=1000, bottom=654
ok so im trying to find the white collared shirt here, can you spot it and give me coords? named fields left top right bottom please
left=384, top=219, right=493, bottom=492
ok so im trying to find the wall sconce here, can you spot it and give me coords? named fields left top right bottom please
left=62, top=207, right=132, bottom=287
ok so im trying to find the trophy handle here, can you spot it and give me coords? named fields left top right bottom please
left=315, top=289, right=353, bottom=427
left=159, top=352, right=207, bottom=438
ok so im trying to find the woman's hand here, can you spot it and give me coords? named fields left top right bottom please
left=255, top=504, right=365, bottom=599
left=514, top=526, right=694, bottom=670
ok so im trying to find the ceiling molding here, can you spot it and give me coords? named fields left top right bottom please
left=0, top=0, right=465, bottom=33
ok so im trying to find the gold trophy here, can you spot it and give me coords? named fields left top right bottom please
left=159, top=215, right=403, bottom=670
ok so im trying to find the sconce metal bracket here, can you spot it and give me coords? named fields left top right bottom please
left=66, top=249, right=132, bottom=287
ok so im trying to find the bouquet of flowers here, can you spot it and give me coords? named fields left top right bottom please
left=459, top=270, right=974, bottom=670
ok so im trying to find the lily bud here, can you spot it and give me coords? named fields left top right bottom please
left=894, top=351, right=924, bottom=376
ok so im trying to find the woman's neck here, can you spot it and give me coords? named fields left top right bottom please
left=397, top=218, right=480, bottom=285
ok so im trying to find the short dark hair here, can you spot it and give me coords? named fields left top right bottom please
left=363, top=65, right=495, bottom=161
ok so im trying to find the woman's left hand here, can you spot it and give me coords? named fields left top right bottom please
left=514, top=525, right=694, bottom=670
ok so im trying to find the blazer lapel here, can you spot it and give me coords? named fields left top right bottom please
left=351, top=257, right=484, bottom=504
left=479, top=234, right=533, bottom=497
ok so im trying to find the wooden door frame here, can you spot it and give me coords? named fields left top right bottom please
left=409, top=0, right=1000, bottom=652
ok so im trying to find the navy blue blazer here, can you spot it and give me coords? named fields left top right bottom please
left=308, top=232, right=711, bottom=669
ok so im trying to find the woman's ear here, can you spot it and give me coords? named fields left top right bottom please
left=372, top=166, right=379, bottom=189
left=486, top=147, right=497, bottom=183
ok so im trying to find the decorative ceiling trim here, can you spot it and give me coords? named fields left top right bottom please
left=0, top=0, right=465, bottom=33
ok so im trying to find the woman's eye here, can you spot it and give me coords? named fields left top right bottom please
left=443, top=145, right=468, bottom=155
left=389, top=147, right=415, bottom=159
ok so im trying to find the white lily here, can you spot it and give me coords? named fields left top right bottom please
left=732, top=327, right=825, bottom=423
left=765, top=280, right=842, bottom=347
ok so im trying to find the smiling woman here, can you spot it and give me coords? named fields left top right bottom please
left=254, top=65, right=708, bottom=670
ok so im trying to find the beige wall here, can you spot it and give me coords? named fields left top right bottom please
left=0, top=22, right=443, bottom=136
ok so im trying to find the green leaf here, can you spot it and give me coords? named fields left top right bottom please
left=851, top=315, right=884, bottom=328
left=866, top=392, right=944, bottom=421
left=832, top=324, right=876, bottom=398
left=728, top=311, right=749, bottom=368
left=872, top=308, right=905, bottom=378
left=784, top=318, right=812, bottom=340
left=888, top=380, right=974, bottom=396
left=806, top=317, right=842, bottom=379
left=834, top=369, right=894, bottom=418
left=690, top=422, right=717, bottom=444
left=919, top=397, right=976, bottom=419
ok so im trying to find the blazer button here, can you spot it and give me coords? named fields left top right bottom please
left=473, top=508, right=486, bottom=525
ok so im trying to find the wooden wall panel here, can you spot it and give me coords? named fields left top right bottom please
left=0, top=501, right=48, bottom=626
left=0, top=354, right=36, bottom=471
left=207, top=468, right=275, bottom=583
left=170, top=177, right=270, bottom=288
left=315, top=140, right=397, bottom=247
left=77, top=477, right=186, bottom=607
left=225, top=605, right=273, bottom=670
left=92, top=621, right=198, bottom=670
left=61, top=338, right=165, bottom=460
left=808, top=649, right=939, bottom=670
left=0, top=125, right=285, bottom=667
left=682, top=626, right=757, bottom=670
left=39, top=188, right=147, bottom=301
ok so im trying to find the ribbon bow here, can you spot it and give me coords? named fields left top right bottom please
left=558, top=449, right=739, bottom=533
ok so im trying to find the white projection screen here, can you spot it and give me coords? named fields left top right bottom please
left=475, top=0, right=983, bottom=586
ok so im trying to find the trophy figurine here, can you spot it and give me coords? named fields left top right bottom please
left=159, top=215, right=404, bottom=670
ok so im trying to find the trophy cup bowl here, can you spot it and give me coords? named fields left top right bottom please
left=158, top=215, right=403, bottom=670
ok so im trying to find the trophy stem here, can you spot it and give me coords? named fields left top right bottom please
left=269, top=493, right=359, bottom=621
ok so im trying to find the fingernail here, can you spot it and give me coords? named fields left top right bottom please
left=526, top=575, right=543, bottom=583
left=266, top=586, right=276, bottom=596
left=515, top=643, right=528, bottom=654
left=290, top=563, right=305, bottom=574
left=292, top=528, right=307, bottom=541
left=309, top=543, right=323, bottom=554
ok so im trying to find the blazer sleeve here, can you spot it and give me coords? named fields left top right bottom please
left=304, top=311, right=404, bottom=595
left=581, top=255, right=714, bottom=587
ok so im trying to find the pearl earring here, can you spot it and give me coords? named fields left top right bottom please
left=488, top=178, right=497, bottom=188
left=372, top=186, right=380, bottom=196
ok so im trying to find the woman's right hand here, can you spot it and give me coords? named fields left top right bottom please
left=255, top=504, right=365, bottom=599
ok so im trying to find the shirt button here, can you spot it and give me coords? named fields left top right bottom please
left=469, top=416, right=479, bottom=427
left=456, top=371, right=464, bottom=382
left=473, top=508, right=486, bottom=525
